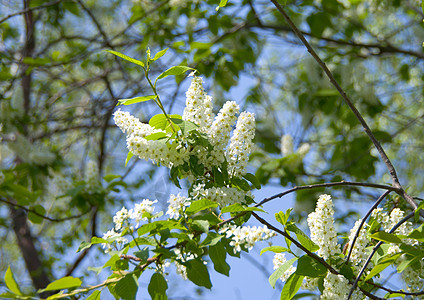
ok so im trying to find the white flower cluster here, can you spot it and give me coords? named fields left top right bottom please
left=190, top=184, right=252, bottom=207
left=102, top=229, right=128, bottom=253
left=280, top=133, right=310, bottom=158
left=102, top=200, right=157, bottom=253
left=371, top=207, right=415, bottom=254
left=307, top=194, right=341, bottom=259
left=183, top=74, right=214, bottom=131
left=173, top=248, right=199, bottom=280
left=347, top=220, right=370, bottom=273
left=114, top=109, right=189, bottom=168
left=280, top=134, right=294, bottom=156
left=166, top=193, right=190, bottom=219
left=371, top=207, right=423, bottom=296
left=207, top=101, right=239, bottom=165
left=273, top=253, right=296, bottom=282
left=113, top=206, right=129, bottom=231
left=401, top=259, right=424, bottom=299
left=226, top=112, right=256, bottom=177
left=220, top=224, right=275, bottom=253
left=129, top=199, right=158, bottom=226
left=321, top=273, right=363, bottom=300
left=114, top=74, right=256, bottom=179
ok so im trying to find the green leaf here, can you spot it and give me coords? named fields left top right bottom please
left=275, top=211, right=286, bottom=226
left=156, top=66, right=194, bottom=82
left=397, top=256, right=418, bottom=273
left=105, top=50, right=145, bottom=67
left=103, top=254, right=120, bottom=270
left=364, top=261, right=392, bottom=281
left=41, top=276, right=82, bottom=292
left=232, top=177, right=251, bottom=191
left=148, top=273, right=168, bottom=300
left=144, top=132, right=168, bottom=141
left=260, top=246, right=290, bottom=256
left=186, top=199, right=218, bottom=214
left=169, top=118, right=199, bottom=135
left=28, top=204, right=46, bottom=224
left=218, top=0, right=228, bottom=8
left=209, top=242, right=230, bottom=276
left=134, top=247, right=150, bottom=262
left=118, top=95, right=156, bottom=106
left=220, top=203, right=264, bottom=213
left=77, top=241, right=91, bottom=252
left=91, top=236, right=108, bottom=244
left=192, top=220, right=209, bottom=233
left=314, top=89, right=339, bottom=97
left=125, top=151, right=134, bottom=167
left=86, top=290, right=101, bottom=300
left=137, top=220, right=186, bottom=236
left=369, top=231, right=402, bottom=244
left=269, top=257, right=298, bottom=288
left=149, top=114, right=181, bottom=132
left=104, top=174, right=121, bottom=182
left=242, top=173, right=261, bottom=189
left=151, top=48, right=168, bottom=61
left=407, top=224, right=424, bottom=242
left=295, top=255, right=327, bottom=278
left=200, top=232, right=223, bottom=247
left=5, top=266, right=22, bottom=295
left=115, top=274, right=139, bottom=300
left=186, top=259, right=212, bottom=289
left=280, top=273, right=304, bottom=300
left=286, top=223, right=319, bottom=252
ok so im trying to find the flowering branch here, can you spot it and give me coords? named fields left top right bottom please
left=346, top=190, right=391, bottom=263
left=252, top=212, right=384, bottom=300
left=251, top=212, right=338, bottom=274
left=347, top=211, right=415, bottom=299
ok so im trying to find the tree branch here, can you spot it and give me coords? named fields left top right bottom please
left=269, top=0, right=420, bottom=213
left=0, top=0, right=70, bottom=25
left=0, top=198, right=89, bottom=222
left=347, top=211, right=415, bottom=299
left=346, top=190, right=391, bottom=263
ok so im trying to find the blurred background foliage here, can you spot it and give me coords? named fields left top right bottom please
left=0, top=0, right=423, bottom=296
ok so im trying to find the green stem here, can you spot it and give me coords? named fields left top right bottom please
left=144, top=68, right=178, bottom=133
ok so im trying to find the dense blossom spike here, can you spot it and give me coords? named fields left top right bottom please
left=348, top=220, right=371, bottom=273
left=219, top=224, right=275, bottom=253
left=183, top=74, right=215, bottom=131
left=226, top=111, right=255, bottom=177
left=307, top=194, right=341, bottom=259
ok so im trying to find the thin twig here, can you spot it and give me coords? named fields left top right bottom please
left=0, top=198, right=89, bottom=222
left=255, top=181, right=397, bottom=207
left=346, top=190, right=391, bottom=263
left=251, top=212, right=339, bottom=274
left=367, top=280, right=424, bottom=296
left=347, top=211, right=415, bottom=299
left=0, top=0, right=70, bottom=24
